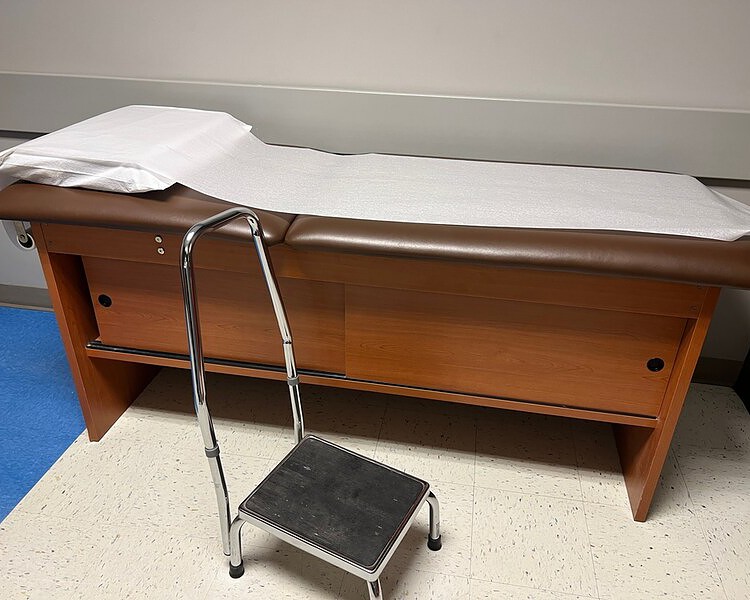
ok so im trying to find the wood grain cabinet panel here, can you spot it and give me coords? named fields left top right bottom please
left=30, top=221, right=720, bottom=521
left=346, top=286, right=686, bottom=416
left=83, top=257, right=345, bottom=374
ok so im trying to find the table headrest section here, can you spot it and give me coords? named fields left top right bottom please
left=0, top=182, right=295, bottom=245
left=285, top=215, right=750, bottom=289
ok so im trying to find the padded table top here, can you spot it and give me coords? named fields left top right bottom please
left=286, top=215, right=750, bottom=289
left=2, top=182, right=750, bottom=288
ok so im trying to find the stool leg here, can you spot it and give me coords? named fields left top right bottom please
left=367, top=578, right=384, bottom=599
left=228, top=516, right=245, bottom=578
left=426, top=491, right=442, bottom=550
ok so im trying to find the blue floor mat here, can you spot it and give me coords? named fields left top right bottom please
left=0, top=306, right=84, bottom=520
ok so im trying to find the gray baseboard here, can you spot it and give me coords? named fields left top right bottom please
left=0, top=284, right=52, bottom=310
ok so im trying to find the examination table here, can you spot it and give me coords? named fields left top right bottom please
left=2, top=181, right=749, bottom=522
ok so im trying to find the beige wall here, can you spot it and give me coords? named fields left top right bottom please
left=2, top=1, right=749, bottom=109
left=0, top=136, right=21, bottom=151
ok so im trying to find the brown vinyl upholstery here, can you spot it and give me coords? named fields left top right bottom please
left=0, top=183, right=294, bottom=245
left=285, top=216, right=750, bottom=289
left=2, top=182, right=750, bottom=288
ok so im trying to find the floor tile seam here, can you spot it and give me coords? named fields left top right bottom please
left=9, top=505, right=67, bottom=525
left=474, top=449, right=583, bottom=471
left=0, top=506, right=94, bottom=533
left=671, top=448, right=731, bottom=600
left=572, top=431, right=602, bottom=598
left=334, top=569, right=348, bottom=599
left=71, top=533, right=220, bottom=600
left=23, top=446, right=88, bottom=480
left=672, top=440, right=750, bottom=453
left=570, top=422, right=589, bottom=503
left=303, top=430, right=383, bottom=447
left=0, top=483, right=53, bottom=518
left=472, top=477, right=602, bottom=597
left=472, top=482, right=586, bottom=504
left=469, top=413, right=478, bottom=580
left=118, top=518, right=286, bottom=554
left=393, top=565, right=472, bottom=582
left=467, top=574, right=599, bottom=599
left=333, top=568, right=468, bottom=599
left=6, top=506, right=45, bottom=521
left=112, top=513, right=220, bottom=542
left=7, top=505, right=123, bottom=530
left=197, top=569, right=222, bottom=600
left=579, top=501, right=602, bottom=600
left=419, top=475, right=476, bottom=488
left=371, top=401, right=387, bottom=457
left=378, top=440, right=475, bottom=459
left=215, top=448, right=282, bottom=462
left=578, top=498, right=634, bottom=511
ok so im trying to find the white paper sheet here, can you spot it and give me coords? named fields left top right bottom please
left=2, top=105, right=750, bottom=241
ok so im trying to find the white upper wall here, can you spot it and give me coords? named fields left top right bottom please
left=1, top=0, right=749, bottom=110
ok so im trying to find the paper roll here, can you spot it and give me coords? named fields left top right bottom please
left=2, top=105, right=750, bottom=241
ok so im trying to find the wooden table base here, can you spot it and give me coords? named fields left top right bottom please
left=33, top=222, right=719, bottom=521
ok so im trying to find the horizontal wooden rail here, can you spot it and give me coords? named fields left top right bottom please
left=86, top=340, right=659, bottom=429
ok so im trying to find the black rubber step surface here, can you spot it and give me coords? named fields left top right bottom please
left=240, top=436, right=428, bottom=570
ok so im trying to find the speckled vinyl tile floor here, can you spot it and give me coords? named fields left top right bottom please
left=1, top=369, right=748, bottom=599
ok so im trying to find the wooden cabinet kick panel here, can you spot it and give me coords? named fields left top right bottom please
left=345, top=286, right=686, bottom=416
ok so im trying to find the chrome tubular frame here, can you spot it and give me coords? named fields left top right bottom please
left=180, top=207, right=305, bottom=555
left=426, top=491, right=442, bottom=553
left=229, top=516, right=246, bottom=573
left=368, top=579, right=383, bottom=599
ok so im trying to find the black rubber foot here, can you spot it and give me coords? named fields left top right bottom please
left=427, top=535, right=442, bottom=551
left=229, top=562, right=245, bottom=578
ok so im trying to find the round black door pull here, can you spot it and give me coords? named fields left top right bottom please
left=98, top=294, right=113, bottom=308
left=647, top=358, right=665, bottom=372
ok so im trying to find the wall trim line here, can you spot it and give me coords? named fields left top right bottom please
left=2, top=72, right=750, bottom=179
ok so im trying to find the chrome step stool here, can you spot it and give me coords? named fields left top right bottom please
left=180, top=208, right=442, bottom=600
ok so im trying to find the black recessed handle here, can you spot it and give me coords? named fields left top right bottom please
left=98, top=294, right=113, bottom=308
left=647, top=357, right=665, bottom=372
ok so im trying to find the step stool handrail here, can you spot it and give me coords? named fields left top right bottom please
left=180, top=206, right=305, bottom=554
